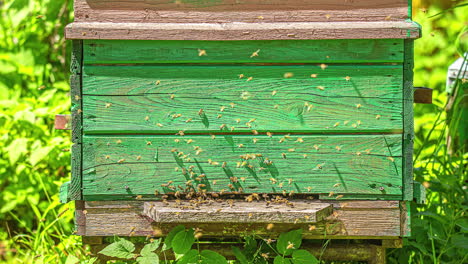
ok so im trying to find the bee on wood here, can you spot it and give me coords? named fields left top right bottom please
left=211, top=134, right=216, bottom=140
left=316, top=86, right=325, bottom=91
left=252, top=130, right=259, bottom=135
left=117, top=159, right=125, bottom=163
left=186, top=139, right=193, bottom=144
left=266, top=223, right=274, bottom=230
left=185, top=118, right=193, bottom=123
left=170, top=94, right=175, bottom=100
left=282, top=153, right=287, bottom=159
left=320, top=64, right=328, bottom=70
left=198, top=49, right=207, bottom=56
left=230, top=102, right=236, bottom=108
left=219, top=106, right=226, bottom=112
left=156, top=123, right=164, bottom=127
left=333, top=122, right=340, bottom=128
left=296, top=138, right=304, bottom=143
left=311, top=74, right=318, bottom=78
left=387, top=157, right=395, bottom=162
left=308, top=225, right=316, bottom=231
left=266, top=132, right=273, bottom=138
left=288, top=148, right=295, bottom=152
left=217, top=114, right=222, bottom=119
left=336, top=195, right=344, bottom=199
left=247, top=77, right=253, bottom=81
left=145, top=116, right=150, bottom=121
left=271, top=90, right=277, bottom=96
left=116, top=139, right=122, bottom=144
left=279, top=138, right=285, bottom=143
left=284, top=72, right=294, bottom=78
left=333, top=183, right=341, bottom=188
left=356, top=104, right=362, bottom=109
left=376, top=114, right=381, bottom=120
left=344, top=76, right=351, bottom=81
left=250, top=49, right=260, bottom=58
left=146, top=141, right=152, bottom=145
left=136, top=155, right=141, bottom=160
left=105, top=103, right=112, bottom=108
left=303, top=154, right=308, bottom=158
left=335, top=146, right=341, bottom=151
left=219, top=124, right=226, bottom=129
left=313, top=145, right=320, bottom=151
left=238, top=144, right=244, bottom=148
left=238, top=74, right=244, bottom=79
left=105, top=155, right=110, bottom=159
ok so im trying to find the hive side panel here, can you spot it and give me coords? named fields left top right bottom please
left=69, top=40, right=83, bottom=201
left=82, top=65, right=403, bottom=134
left=74, top=0, right=408, bottom=23
left=402, top=40, right=414, bottom=201
left=83, top=39, right=404, bottom=64
left=81, top=135, right=403, bottom=200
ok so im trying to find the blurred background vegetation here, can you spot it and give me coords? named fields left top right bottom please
left=0, top=0, right=466, bottom=263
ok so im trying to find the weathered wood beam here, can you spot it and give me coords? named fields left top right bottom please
left=414, top=87, right=433, bottom=104
left=54, top=114, right=71, bottom=130
left=65, top=21, right=421, bottom=40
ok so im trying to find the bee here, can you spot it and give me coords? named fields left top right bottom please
left=303, top=154, right=308, bottom=158
left=320, top=63, right=328, bottom=70
left=170, top=94, right=175, bottom=100
left=117, top=159, right=125, bottom=163
left=136, top=195, right=143, bottom=200
left=172, top=113, right=182, bottom=119
left=238, top=74, right=244, bottom=79
left=235, top=118, right=241, bottom=123
left=387, top=157, right=395, bottom=162
left=308, top=225, right=316, bottom=231
left=196, top=149, right=203, bottom=155
left=217, top=114, right=222, bottom=119
left=220, top=106, right=226, bottom=112
left=105, top=103, right=112, bottom=108
left=247, top=77, right=253, bottom=81
left=357, top=120, right=362, bottom=125
left=240, top=177, right=246, bottom=182
left=250, top=49, right=260, bottom=58
left=105, top=155, right=110, bottom=159
left=306, top=186, right=312, bottom=192
left=344, top=76, right=351, bottom=81
left=296, top=138, right=304, bottom=143
left=316, top=86, right=325, bottom=91
left=145, top=116, right=150, bottom=121
left=252, top=130, right=259, bottom=135
left=222, top=161, right=227, bottom=168
left=212, top=180, right=217, bottom=185
left=156, top=123, right=164, bottom=127
left=352, top=123, right=358, bottom=128
left=269, top=178, right=278, bottom=184
left=310, top=74, right=318, bottom=78
left=230, top=102, right=236, bottom=108
left=385, top=15, right=392, bottom=20
left=266, top=132, right=273, bottom=137
left=282, top=153, right=287, bottom=159
left=266, top=223, right=274, bottom=230
left=279, top=138, right=285, bottom=143
left=313, top=144, right=320, bottom=150
left=265, top=238, right=275, bottom=244
left=343, top=120, right=349, bottom=125
left=198, top=49, right=207, bottom=56
left=333, top=183, right=341, bottom=188
left=356, top=152, right=362, bottom=156
left=219, top=124, right=226, bottom=129
left=356, top=104, right=362, bottom=109
left=198, top=109, right=204, bottom=116
left=283, top=72, right=294, bottom=78
left=328, top=191, right=335, bottom=197
left=333, top=122, right=340, bottom=127
left=136, top=155, right=141, bottom=160
left=279, top=182, right=284, bottom=188
left=186, top=139, right=193, bottom=144
left=288, top=178, right=293, bottom=185
left=185, top=118, right=193, bottom=123
left=146, top=141, right=152, bottom=145
left=286, top=242, right=295, bottom=249
left=288, top=148, right=295, bottom=152
left=376, top=114, right=381, bottom=120
left=211, top=134, right=216, bottom=140
left=274, top=104, right=279, bottom=109
left=316, top=164, right=323, bottom=169
left=174, top=139, right=180, bottom=143
left=238, top=144, right=244, bottom=148
left=336, top=195, right=344, bottom=199
left=155, top=80, right=161, bottom=85
left=261, top=253, right=270, bottom=259
left=116, top=139, right=122, bottom=144
left=335, top=146, right=341, bottom=151
left=365, top=149, right=372, bottom=154
left=174, top=167, right=179, bottom=172
left=325, top=14, right=331, bottom=19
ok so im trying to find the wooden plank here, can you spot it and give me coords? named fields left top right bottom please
left=54, top=114, right=71, bottom=130
left=82, top=65, right=403, bottom=134
left=69, top=144, right=82, bottom=201
left=79, top=200, right=401, bottom=238
left=71, top=40, right=83, bottom=144
left=74, top=0, right=408, bottom=23
left=414, top=87, right=433, bottom=104
left=65, top=21, right=421, bottom=40
left=83, top=39, right=404, bottom=64
left=81, top=135, right=403, bottom=200
left=400, top=201, right=411, bottom=237
left=402, top=40, right=414, bottom=200
left=143, top=201, right=333, bottom=224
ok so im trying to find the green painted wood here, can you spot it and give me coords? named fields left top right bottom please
left=70, top=40, right=83, bottom=201
left=70, top=143, right=82, bottom=201
left=83, top=39, right=404, bottom=64
left=59, top=181, right=70, bottom=203
left=82, top=134, right=403, bottom=200
left=82, top=65, right=403, bottom=133
left=402, top=40, right=414, bottom=200
left=413, top=181, right=426, bottom=204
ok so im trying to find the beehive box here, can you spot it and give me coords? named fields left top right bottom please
left=60, top=0, right=424, bottom=254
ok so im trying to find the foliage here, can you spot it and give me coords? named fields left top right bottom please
left=0, top=0, right=466, bottom=263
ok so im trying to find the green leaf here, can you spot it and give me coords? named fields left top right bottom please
left=6, top=138, right=28, bottom=164
left=65, top=254, right=79, bottom=264
left=136, top=252, right=159, bottom=264
left=274, top=256, right=292, bottom=264
left=163, top=225, right=186, bottom=251
left=140, top=239, right=161, bottom=256
left=231, top=246, right=248, bottom=264
left=455, top=218, right=468, bottom=233
left=451, top=234, right=468, bottom=249
left=291, top=250, right=319, bottom=264
left=176, top=249, right=199, bottom=264
left=277, top=229, right=303, bottom=256
left=172, top=228, right=195, bottom=254
left=98, top=238, right=136, bottom=259
left=199, top=250, right=228, bottom=264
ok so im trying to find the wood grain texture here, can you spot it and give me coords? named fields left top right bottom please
left=402, top=40, right=414, bottom=201
left=82, top=65, right=403, bottom=134
left=83, top=39, right=404, bottom=64
left=77, top=200, right=401, bottom=238
left=143, top=201, right=333, bottom=223
left=65, top=21, right=421, bottom=40
left=71, top=40, right=83, bottom=144
left=81, top=135, right=403, bottom=200
left=69, top=144, right=83, bottom=201
left=74, top=0, right=408, bottom=23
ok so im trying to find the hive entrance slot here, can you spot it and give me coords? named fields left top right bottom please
left=143, top=200, right=333, bottom=224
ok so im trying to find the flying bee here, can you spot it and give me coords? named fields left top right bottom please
left=198, top=49, right=207, bottom=56
left=250, top=49, right=260, bottom=58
